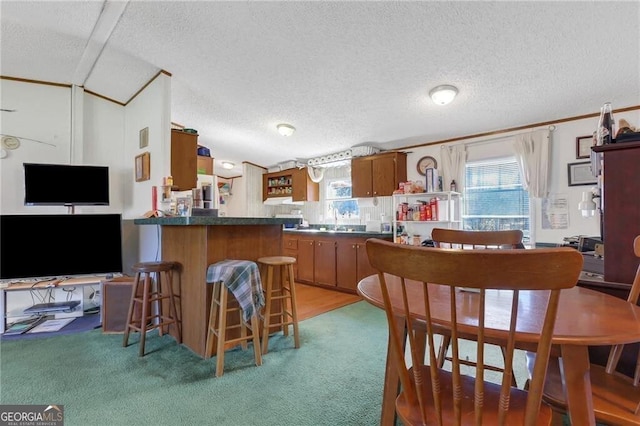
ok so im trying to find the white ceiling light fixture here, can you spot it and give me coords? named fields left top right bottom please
left=221, top=161, right=235, bottom=170
left=277, top=123, right=296, bottom=137
left=429, top=85, right=458, bottom=105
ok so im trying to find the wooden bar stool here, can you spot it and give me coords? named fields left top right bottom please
left=205, top=260, right=264, bottom=377
left=122, top=261, right=182, bottom=357
left=257, top=256, right=300, bottom=354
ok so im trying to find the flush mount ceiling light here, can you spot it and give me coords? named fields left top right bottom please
left=277, top=123, right=296, bottom=137
left=429, top=85, right=458, bottom=105
left=221, top=161, right=235, bottom=170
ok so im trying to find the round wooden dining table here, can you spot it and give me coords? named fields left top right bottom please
left=357, top=273, right=640, bottom=426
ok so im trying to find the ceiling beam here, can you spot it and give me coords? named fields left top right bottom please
left=72, top=0, right=129, bottom=86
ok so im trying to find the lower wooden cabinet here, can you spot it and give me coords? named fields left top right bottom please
left=284, top=232, right=391, bottom=293
left=314, top=239, right=336, bottom=287
left=283, top=233, right=299, bottom=280
left=336, top=238, right=378, bottom=292
left=297, top=238, right=315, bottom=283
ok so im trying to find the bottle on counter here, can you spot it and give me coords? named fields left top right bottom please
left=596, top=102, right=615, bottom=145
left=450, top=180, right=457, bottom=192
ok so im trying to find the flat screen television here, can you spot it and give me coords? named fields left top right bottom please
left=0, top=214, right=123, bottom=280
left=23, top=163, right=110, bottom=206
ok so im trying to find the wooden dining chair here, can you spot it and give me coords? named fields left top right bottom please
left=431, top=228, right=524, bottom=386
left=527, top=234, right=640, bottom=426
left=366, top=238, right=582, bottom=425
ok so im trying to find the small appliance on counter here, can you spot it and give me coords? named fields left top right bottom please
left=276, top=210, right=305, bottom=228
left=380, top=215, right=393, bottom=233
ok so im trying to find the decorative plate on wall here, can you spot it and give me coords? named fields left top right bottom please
left=416, top=156, right=437, bottom=176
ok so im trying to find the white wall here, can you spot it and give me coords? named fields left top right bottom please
left=122, top=73, right=172, bottom=262
left=1, top=80, right=72, bottom=214
left=0, top=76, right=170, bottom=320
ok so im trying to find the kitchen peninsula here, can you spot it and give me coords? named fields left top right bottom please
left=134, top=216, right=301, bottom=357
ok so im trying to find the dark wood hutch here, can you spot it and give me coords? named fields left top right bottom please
left=593, top=141, right=640, bottom=285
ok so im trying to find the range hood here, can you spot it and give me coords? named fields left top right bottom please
left=263, top=196, right=304, bottom=206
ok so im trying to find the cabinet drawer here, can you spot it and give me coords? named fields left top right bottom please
left=285, top=238, right=298, bottom=250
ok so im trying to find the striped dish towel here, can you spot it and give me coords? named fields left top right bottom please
left=206, top=259, right=265, bottom=323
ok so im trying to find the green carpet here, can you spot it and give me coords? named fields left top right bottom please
left=1, top=301, right=389, bottom=426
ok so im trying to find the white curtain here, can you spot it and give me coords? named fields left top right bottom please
left=512, top=129, right=551, bottom=198
left=440, top=145, right=467, bottom=191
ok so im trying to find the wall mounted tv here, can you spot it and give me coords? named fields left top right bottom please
left=0, top=214, right=123, bottom=280
left=23, top=163, right=110, bottom=206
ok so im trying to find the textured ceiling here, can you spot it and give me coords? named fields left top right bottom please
left=1, top=1, right=639, bottom=178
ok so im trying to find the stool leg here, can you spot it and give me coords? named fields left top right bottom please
left=166, top=269, right=182, bottom=343
left=240, top=310, right=249, bottom=350
left=215, top=286, right=229, bottom=377
left=158, top=269, right=182, bottom=343
left=261, top=265, right=274, bottom=355
left=286, top=263, right=300, bottom=349
left=154, top=272, right=165, bottom=337
left=280, top=265, right=289, bottom=337
left=205, top=282, right=221, bottom=359
left=122, top=272, right=140, bottom=348
left=250, top=313, right=263, bottom=367
left=138, top=273, right=151, bottom=357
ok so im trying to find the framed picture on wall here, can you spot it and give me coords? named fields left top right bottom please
left=575, top=135, right=594, bottom=159
left=567, top=161, right=596, bottom=186
left=135, top=152, right=150, bottom=182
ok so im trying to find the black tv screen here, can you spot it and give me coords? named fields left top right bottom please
left=24, top=163, right=110, bottom=206
left=0, top=214, right=123, bottom=280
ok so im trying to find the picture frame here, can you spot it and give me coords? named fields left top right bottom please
left=139, top=127, right=149, bottom=148
left=135, top=152, right=150, bottom=182
left=575, top=135, right=594, bottom=159
left=567, top=161, right=596, bottom=186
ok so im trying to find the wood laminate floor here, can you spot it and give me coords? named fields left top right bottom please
left=294, top=282, right=362, bottom=321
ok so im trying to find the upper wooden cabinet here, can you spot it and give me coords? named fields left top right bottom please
left=263, top=167, right=319, bottom=202
left=171, top=129, right=198, bottom=191
left=351, top=151, right=407, bottom=197
left=196, top=155, right=213, bottom=175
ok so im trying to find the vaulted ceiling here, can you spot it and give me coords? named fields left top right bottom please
left=2, top=1, right=639, bottom=177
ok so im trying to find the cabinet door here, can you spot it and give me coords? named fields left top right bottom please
left=372, top=155, right=397, bottom=196
left=291, top=168, right=319, bottom=202
left=297, top=238, right=315, bottom=283
left=336, top=239, right=358, bottom=292
left=170, top=130, right=198, bottom=191
left=314, top=239, right=337, bottom=286
left=283, top=235, right=299, bottom=280
left=351, top=157, right=373, bottom=198
left=356, top=242, right=377, bottom=284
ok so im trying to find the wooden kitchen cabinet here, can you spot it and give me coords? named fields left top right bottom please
left=283, top=233, right=299, bottom=280
left=295, top=237, right=336, bottom=287
left=196, top=155, right=214, bottom=175
left=351, top=151, right=407, bottom=197
left=314, top=239, right=337, bottom=287
left=263, top=167, right=319, bottom=201
left=171, top=129, right=198, bottom=191
left=285, top=232, right=391, bottom=294
left=336, top=237, right=378, bottom=292
left=297, top=238, right=315, bottom=283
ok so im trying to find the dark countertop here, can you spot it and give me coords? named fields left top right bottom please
left=284, top=228, right=393, bottom=239
left=134, top=216, right=302, bottom=226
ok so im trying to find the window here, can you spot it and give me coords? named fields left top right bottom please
left=326, top=178, right=359, bottom=220
left=463, top=157, right=530, bottom=243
